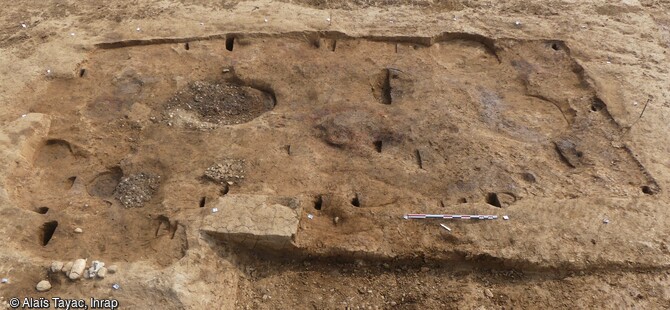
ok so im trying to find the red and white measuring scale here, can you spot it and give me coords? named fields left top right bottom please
left=404, top=214, right=498, bottom=220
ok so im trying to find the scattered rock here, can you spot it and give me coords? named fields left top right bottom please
left=68, top=258, right=87, bottom=280
left=204, top=159, right=246, bottom=184
left=484, top=288, right=494, bottom=298
left=97, top=267, right=108, bottom=278
left=92, top=261, right=104, bottom=272
left=107, top=265, right=118, bottom=274
left=88, top=261, right=105, bottom=278
left=554, top=138, right=584, bottom=168
left=114, top=173, right=161, bottom=208
left=74, top=227, right=83, bottom=233
left=50, top=261, right=64, bottom=273
left=62, top=261, right=73, bottom=274
left=36, top=280, right=51, bottom=292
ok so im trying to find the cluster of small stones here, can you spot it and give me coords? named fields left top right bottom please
left=114, top=173, right=161, bottom=208
left=204, top=159, right=246, bottom=185
left=36, top=260, right=118, bottom=292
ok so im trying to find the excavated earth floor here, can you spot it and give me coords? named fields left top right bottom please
left=1, top=0, right=670, bottom=309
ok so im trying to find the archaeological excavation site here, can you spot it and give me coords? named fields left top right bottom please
left=1, top=0, right=670, bottom=309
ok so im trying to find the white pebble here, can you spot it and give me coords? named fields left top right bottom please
left=36, top=280, right=51, bottom=292
left=74, top=227, right=83, bottom=233
left=62, top=261, right=73, bottom=274
left=97, top=267, right=108, bottom=278
left=50, top=261, right=64, bottom=273
left=68, top=258, right=87, bottom=280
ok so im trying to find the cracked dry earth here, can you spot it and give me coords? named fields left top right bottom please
left=2, top=0, right=670, bottom=309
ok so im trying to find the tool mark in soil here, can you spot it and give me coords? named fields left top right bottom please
left=351, top=193, right=361, bottom=207
left=373, top=68, right=392, bottom=105
left=41, top=221, right=58, bottom=246
left=155, top=215, right=179, bottom=239
left=641, top=185, right=656, bottom=195
left=373, top=140, right=383, bottom=153
left=590, top=98, right=606, bottom=112
left=226, top=36, right=234, bottom=51
left=314, top=38, right=337, bottom=51
left=313, top=195, right=324, bottom=210
left=415, top=149, right=423, bottom=169
left=550, top=41, right=562, bottom=51
left=66, top=176, right=76, bottom=190
left=485, top=192, right=502, bottom=208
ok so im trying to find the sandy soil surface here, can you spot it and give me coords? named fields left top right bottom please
left=1, top=0, right=670, bottom=309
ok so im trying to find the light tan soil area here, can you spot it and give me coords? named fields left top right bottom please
left=2, top=0, right=670, bottom=309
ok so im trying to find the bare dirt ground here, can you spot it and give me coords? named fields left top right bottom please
left=1, top=0, right=670, bottom=309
